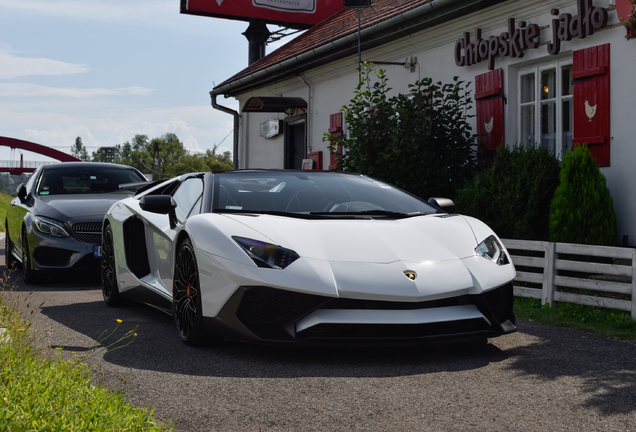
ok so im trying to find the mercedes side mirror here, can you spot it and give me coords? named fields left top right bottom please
left=17, top=183, right=28, bottom=203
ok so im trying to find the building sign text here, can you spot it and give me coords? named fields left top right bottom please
left=455, top=0, right=609, bottom=70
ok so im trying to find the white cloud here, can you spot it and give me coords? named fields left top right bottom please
left=121, top=87, right=155, bottom=96
left=0, top=83, right=154, bottom=98
left=0, top=0, right=254, bottom=37
left=0, top=0, right=172, bottom=23
left=0, top=48, right=89, bottom=79
left=0, top=0, right=228, bottom=31
left=23, top=125, right=98, bottom=151
left=0, top=101, right=236, bottom=161
left=99, top=117, right=203, bottom=153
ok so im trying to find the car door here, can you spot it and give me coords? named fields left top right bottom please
left=144, top=176, right=204, bottom=294
left=8, top=168, right=41, bottom=257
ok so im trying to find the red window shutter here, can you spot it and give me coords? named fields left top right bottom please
left=573, top=44, right=610, bottom=166
left=328, top=112, right=343, bottom=171
left=475, top=69, right=504, bottom=168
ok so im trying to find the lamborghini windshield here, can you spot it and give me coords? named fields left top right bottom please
left=212, top=171, right=439, bottom=217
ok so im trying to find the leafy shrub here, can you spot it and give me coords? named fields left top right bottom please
left=549, top=145, right=617, bottom=246
left=455, top=144, right=560, bottom=240
left=324, top=65, right=476, bottom=199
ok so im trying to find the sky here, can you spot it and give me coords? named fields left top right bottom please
left=0, top=0, right=293, bottom=164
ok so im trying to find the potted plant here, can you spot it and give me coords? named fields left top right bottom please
left=617, top=0, right=636, bottom=39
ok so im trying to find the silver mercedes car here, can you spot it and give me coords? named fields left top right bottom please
left=5, top=162, right=146, bottom=284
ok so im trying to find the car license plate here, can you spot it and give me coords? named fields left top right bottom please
left=94, top=246, right=102, bottom=258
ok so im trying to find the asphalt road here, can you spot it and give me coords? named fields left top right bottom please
left=3, top=235, right=636, bottom=432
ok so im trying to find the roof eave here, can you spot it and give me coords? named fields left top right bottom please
left=212, top=0, right=493, bottom=98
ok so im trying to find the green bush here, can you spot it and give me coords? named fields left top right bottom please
left=455, top=144, right=560, bottom=240
left=549, top=145, right=617, bottom=246
left=324, top=65, right=476, bottom=199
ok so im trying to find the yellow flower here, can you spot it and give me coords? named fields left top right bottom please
left=133, top=333, right=137, bottom=337
left=116, top=319, right=122, bottom=324
left=17, top=328, right=25, bottom=331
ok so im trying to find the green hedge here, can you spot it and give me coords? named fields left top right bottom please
left=455, top=145, right=560, bottom=241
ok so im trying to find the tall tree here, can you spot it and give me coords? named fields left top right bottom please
left=203, top=145, right=233, bottom=171
left=110, top=133, right=233, bottom=178
left=115, top=135, right=153, bottom=174
left=71, top=136, right=89, bottom=161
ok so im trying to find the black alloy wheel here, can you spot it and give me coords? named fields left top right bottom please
left=172, top=238, right=210, bottom=346
left=21, top=230, right=40, bottom=284
left=101, top=224, right=122, bottom=306
left=4, top=224, right=17, bottom=270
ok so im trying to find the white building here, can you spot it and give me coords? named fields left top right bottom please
left=211, top=0, right=636, bottom=243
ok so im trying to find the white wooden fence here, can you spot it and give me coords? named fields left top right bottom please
left=502, top=239, right=636, bottom=321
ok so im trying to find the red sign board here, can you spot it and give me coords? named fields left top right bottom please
left=181, top=0, right=344, bottom=28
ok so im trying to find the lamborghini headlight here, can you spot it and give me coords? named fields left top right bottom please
left=475, top=235, right=509, bottom=265
left=233, top=237, right=300, bottom=269
left=33, top=216, right=70, bottom=238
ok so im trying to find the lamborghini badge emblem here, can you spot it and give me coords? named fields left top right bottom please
left=404, top=271, right=417, bottom=281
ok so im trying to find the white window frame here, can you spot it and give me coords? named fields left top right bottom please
left=518, top=59, right=573, bottom=159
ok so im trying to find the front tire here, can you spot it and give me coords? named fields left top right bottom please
left=5, top=224, right=17, bottom=270
left=21, top=230, right=41, bottom=284
left=101, top=224, right=122, bottom=306
left=172, top=238, right=209, bottom=346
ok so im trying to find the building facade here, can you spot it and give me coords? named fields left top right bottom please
left=211, top=0, right=636, bottom=243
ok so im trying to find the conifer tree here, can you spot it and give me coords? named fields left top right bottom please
left=549, top=145, right=617, bottom=246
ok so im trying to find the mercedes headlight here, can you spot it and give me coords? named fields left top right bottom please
left=233, top=237, right=300, bottom=269
left=33, top=216, right=70, bottom=238
left=475, top=235, right=509, bottom=265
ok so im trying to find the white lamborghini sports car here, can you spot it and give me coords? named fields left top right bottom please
left=101, top=170, right=517, bottom=346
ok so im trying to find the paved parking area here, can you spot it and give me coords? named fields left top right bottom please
left=3, top=234, right=636, bottom=431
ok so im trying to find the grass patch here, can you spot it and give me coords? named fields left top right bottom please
left=514, top=296, right=636, bottom=340
left=0, top=270, right=172, bottom=431
left=0, top=192, right=13, bottom=232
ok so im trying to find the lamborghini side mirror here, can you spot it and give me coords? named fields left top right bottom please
left=139, top=195, right=178, bottom=229
left=428, top=197, right=455, bottom=213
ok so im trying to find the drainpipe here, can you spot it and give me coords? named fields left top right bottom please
left=298, top=73, right=312, bottom=153
left=210, top=92, right=240, bottom=170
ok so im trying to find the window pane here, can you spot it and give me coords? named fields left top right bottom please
left=521, top=73, right=535, bottom=103
left=173, top=178, right=203, bottom=223
left=541, top=69, right=556, bottom=100
left=541, top=101, right=556, bottom=154
left=561, top=64, right=573, bottom=96
left=521, top=105, right=535, bottom=146
left=38, top=167, right=144, bottom=196
left=562, top=97, right=573, bottom=155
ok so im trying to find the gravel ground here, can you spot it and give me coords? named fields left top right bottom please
left=3, top=235, right=636, bottom=432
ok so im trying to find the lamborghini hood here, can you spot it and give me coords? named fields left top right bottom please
left=222, top=213, right=482, bottom=264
